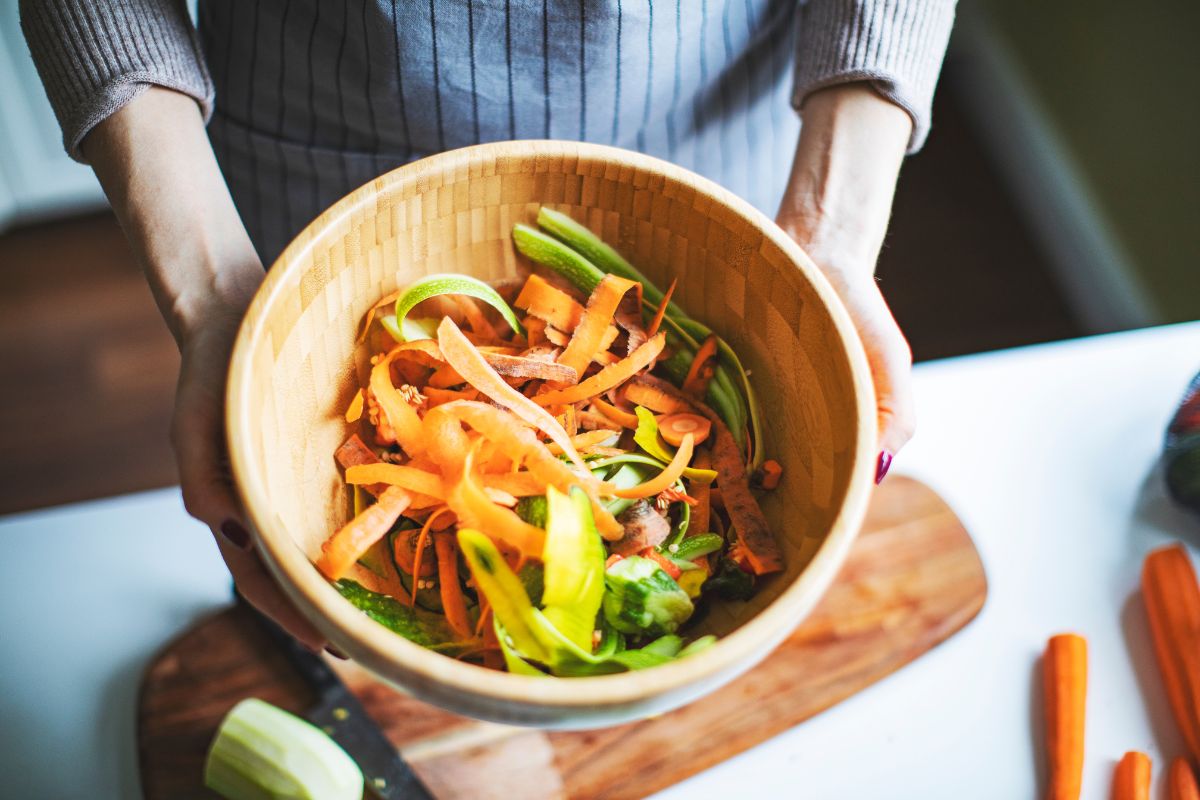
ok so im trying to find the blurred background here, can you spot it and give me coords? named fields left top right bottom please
left=0, top=0, right=1196, bottom=516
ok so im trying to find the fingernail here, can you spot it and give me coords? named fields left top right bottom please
left=875, top=450, right=893, bottom=484
left=220, top=519, right=251, bottom=550
left=325, top=646, right=348, bottom=660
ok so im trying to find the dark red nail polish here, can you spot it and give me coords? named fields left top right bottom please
left=325, top=646, right=348, bottom=660
left=875, top=450, right=893, bottom=484
left=220, top=519, right=251, bottom=550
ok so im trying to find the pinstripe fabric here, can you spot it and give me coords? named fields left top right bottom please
left=23, top=1, right=955, bottom=268
left=199, top=0, right=803, bottom=263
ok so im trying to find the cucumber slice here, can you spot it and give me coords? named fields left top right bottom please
left=393, top=274, right=523, bottom=341
left=396, top=566, right=444, bottom=613
left=512, top=223, right=606, bottom=294
left=205, top=698, right=362, bottom=800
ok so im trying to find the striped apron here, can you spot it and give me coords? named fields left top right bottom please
left=199, top=0, right=801, bottom=264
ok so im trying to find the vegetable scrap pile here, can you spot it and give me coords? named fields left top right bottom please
left=317, top=207, right=785, bottom=676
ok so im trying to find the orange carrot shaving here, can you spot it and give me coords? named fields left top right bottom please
left=423, top=387, right=479, bottom=407
left=345, top=463, right=446, bottom=501
left=756, top=459, right=783, bottom=490
left=1044, top=633, right=1087, bottom=800
left=534, top=333, right=666, bottom=407
left=410, top=508, right=445, bottom=605
left=641, top=547, right=682, bottom=580
left=369, top=350, right=427, bottom=456
left=702, top=410, right=783, bottom=575
left=1142, top=544, right=1200, bottom=765
left=356, top=289, right=401, bottom=342
left=317, top=486, right=412, bottom=580
left=420, top=405, right=471, bottom=478
left=543, top=326, right=570, bottom=347
left=623, top=379, right=689, bottom=414
left=434, top=530, right=473, bottom=639
left=454, top=295, right=499, bottom=340
left=658, top=413, right=711, bottom=447
left=344, top=389, right=365, bottom=423
left=1112, top=752, right=1151, bottom=800
left=546, top=429, right=620, bottom=455
left=558, top=274, right=641, bottom=380
left=682, top=335, right=718, bottom=396
left=613, top=433, right=694, bottom=499
left=646, top=277, right=677, bottom=338
left=437, top=317, right=588, bottom=471
left=592, top=396, right=640, bottom=429
left=445, top=445, right=546, bottom=558
left=434, top=400, right=622, bottom=538
left=483, top=352, right=578, bottom=383
left=484, top=471, right=544, bottom=497
left=514, top=273, right=587, bottom=331
left=1169, top=758, right=1200, bottom=800
left=691, top=450, right=712, bottom=535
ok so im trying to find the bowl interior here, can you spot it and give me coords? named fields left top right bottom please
left=228, top=141, right=874, bottom=721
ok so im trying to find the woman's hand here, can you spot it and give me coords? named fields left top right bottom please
left=777, top=83, right=917, bottom=481
left=83, top=87, right=325, bottom=650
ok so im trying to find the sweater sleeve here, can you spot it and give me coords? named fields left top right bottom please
left=19, top=0, right=214, bottom=163
left=793, top=0, right=957, bottom=153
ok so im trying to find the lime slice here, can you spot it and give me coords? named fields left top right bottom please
left=393, top=274, right=523, bottom=342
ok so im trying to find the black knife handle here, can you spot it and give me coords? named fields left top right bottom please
left=235, top=589, right=343, bottom=697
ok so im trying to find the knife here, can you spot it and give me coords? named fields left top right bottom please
left=236, top=592, right=435, bottom=800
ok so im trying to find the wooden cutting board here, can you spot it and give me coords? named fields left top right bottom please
left=138, top=477, right=986, bottom=799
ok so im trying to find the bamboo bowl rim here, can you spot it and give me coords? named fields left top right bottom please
left=227, top=140, right=877, bottom=716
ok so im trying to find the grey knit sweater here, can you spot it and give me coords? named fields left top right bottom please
left=21, top=0, right=955, bottom=262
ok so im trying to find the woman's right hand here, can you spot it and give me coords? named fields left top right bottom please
left=82, top=87, right=324, bottom=651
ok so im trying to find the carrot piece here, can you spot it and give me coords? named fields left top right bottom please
left=445, top=446, right=546, bottom=558
left=691, top=449, right=712, bottom=535
left=558, top=274, right=640, bottom=380
left=317, top=486, right=412, bottom=580
left=344, top=463, right=446, bottom=501
left=1143, top=544, right=1200, bottom=765
left=369, top=350, right=426, bottom=457
left=682, top=334, right=719, bottom=397
left=1170, top=758, right=1200, bottom=800
left=356, top=289, right=401, bottom=342
left=1112, top=752, right=1151, bottom=800
left=344, top=389, right=365, bottom=423
left=646, top=277, right=677, bottom=338
left=545, top=429, right=620, bottom=455
left=514, top=273, right=587, bottom=331
left=641, top=547, right=682, bottom=580
left=590, top=397, right=640, bottom=429
left=702, top=410, right=783, bottom=575
left=435, top=400, right=622, bottom=538
left=614, top=433, right=694, bottom=499
left=534, top=333, right=666, bottom=407
left=454, top=295, right=499, bottom=341
left=757, top=459, right=783, bottom=490
left=423, top=387, right=479, bottom=407
left=482, top=352, right=578, bottom=383
left=433, top=531, right=473, bottom=639
left=658, top=413, right=712, bottom=447
left=409, top=507, right=445, bottom=605
left=623, top=379, right=689, bottom=414
left=437, top=317, right=588, bottom=472
left=1044, top=633, right=1087, bottom=800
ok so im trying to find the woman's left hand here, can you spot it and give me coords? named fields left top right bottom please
left=776, top=83, right=918, bottom=482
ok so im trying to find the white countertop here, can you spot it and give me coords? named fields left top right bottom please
left=3, top=322, right=1198, bottom=799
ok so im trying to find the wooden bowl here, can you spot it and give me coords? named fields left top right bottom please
left=226, top=141, right=877, bottom=727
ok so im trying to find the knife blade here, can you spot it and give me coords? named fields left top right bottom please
left=238, top=593, right=435, bottom=800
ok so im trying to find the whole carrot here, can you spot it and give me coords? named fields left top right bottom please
left=1169, top=757, right=1200, bottom=800
left=1142, top=544, right=1200, bottom=765
left=1111, top=751, right=1151, bottom=800
left=1044, top=633, right=1088, bottom=800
